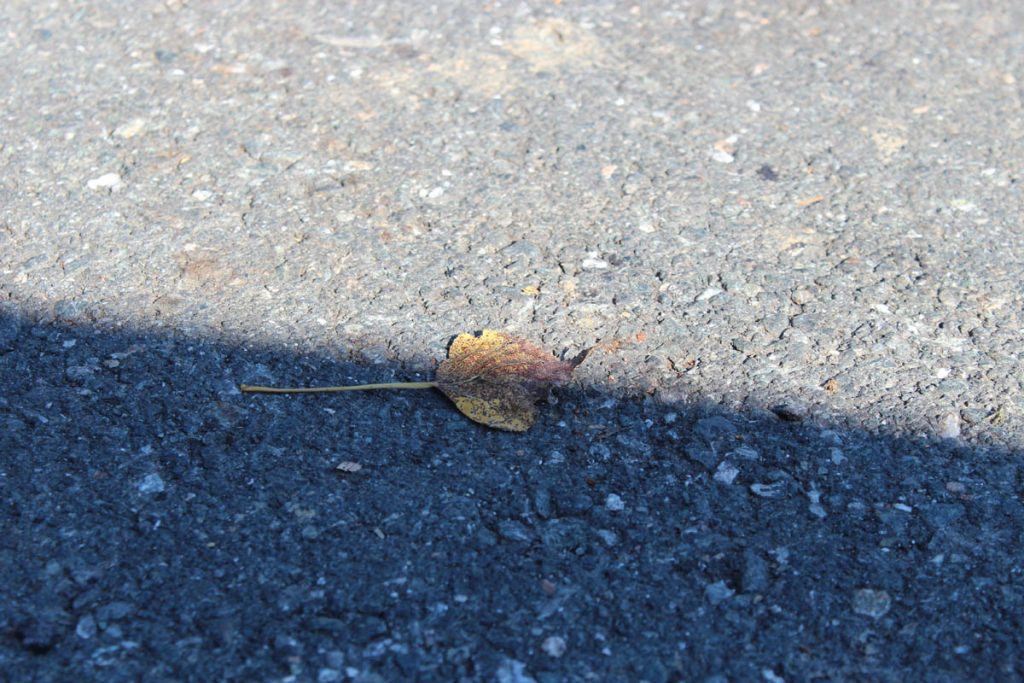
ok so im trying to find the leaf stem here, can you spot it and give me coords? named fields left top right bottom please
left=239, top=381, right=438, bottom=394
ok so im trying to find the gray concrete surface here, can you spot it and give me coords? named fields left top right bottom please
left=2, top=1, right=1022, bottom=681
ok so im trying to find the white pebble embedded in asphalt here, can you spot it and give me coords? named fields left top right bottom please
left=137, top=473, right=165, bottom=495
left=852, top=589, right=891, bottom=618
left=86, top=172, right=124, bottom=192
left=940, top=412, right=961, bottom=439
left=714, top=461, right=739, bottom=485
left=542, top=635, right=567, bottom=658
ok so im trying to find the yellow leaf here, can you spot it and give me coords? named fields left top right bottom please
left=450, top=395, right=535, bottom=432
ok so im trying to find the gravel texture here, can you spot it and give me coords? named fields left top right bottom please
left=2, top=1, right=1022, bottom=681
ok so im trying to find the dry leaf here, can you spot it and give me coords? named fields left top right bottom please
left=435, top=330, right=584, bottom=432
left=240, top=329, right=587, bottom=432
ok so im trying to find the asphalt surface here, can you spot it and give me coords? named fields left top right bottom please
left=2, top=1, right=1023, bottom=681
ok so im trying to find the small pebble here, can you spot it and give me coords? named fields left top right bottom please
left=939, top=412, right=961, bottom=439
left=696, top=416, right=737, bottom=440
left=741, top=551, right=770, bottom=593
left=750, top=482, right=784, bottom=498
left=317, top=669, right=343, bottom=683
left=137, top=473, right=165, bottom=495
left=791, top=288, right=815, bottom=305
left=97, top=602, right=133, bottom=621
left=714, top=135, right=738, bottom=152
left=498, top=520, right=533, bottom=542
left=921, top=502, right=965, bottom=528
left=772, top=403, right=807, bottom=422
left=807, top=488, right=827, bottom=519
left=938, top=378, right=968, bottom=393
left=114, top=118, right=147, bottom=138
left=605, top=494, right=625, bottom=512
left=533, top=488, right=552, bottom=519
left=713, top=461, right=739, bottom=485
left=75, top=614, right=97, bottom=639
left=704, top=580, right=735, bottom=605
left=960, top=408, right=987, bottom=425
left=496, top=658, right=536, bottom=683
left=730, top=445, right=760, bottom=461
left=696, top=287, right=724, bottom=302
left=87, top=172, right=124, bottom=191
left=782, top=328, right=811, bottom=344
left=685, top=441, right=718, bottom=470
left=852, top=589, right=891, bottom=618
left=66, top=365, right=94, bottom=381
left=542, top=635, right=567, bottom=658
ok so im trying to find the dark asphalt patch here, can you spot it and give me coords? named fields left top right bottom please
left=2, top=312, right=1021, bottom=681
